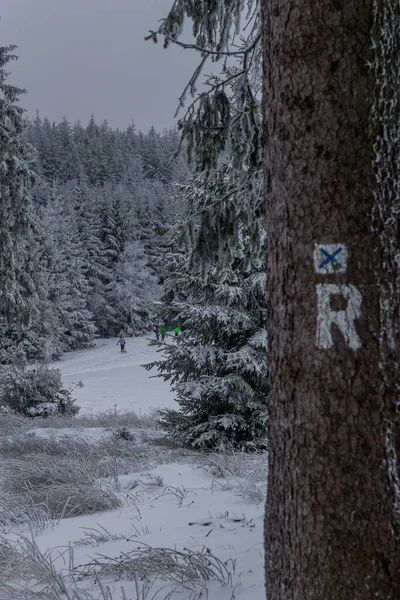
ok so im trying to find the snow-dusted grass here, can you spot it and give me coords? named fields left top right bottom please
left=0, top=435, right=266, bottom=599
left=79, top=543, right=233, bottom=587
left=1, top=466, right=265, bottom=600
left=0, top=340, right=266, bottom=600
left=0, top=536, right=235, bottom=600
left=195, top=451, right=268, bottom=504
left=0, top=494, right=49, bottom=537
left=0, top=409, right=26, bottom=436
left=0, top=406, right=158, bottom=439
left=26, top=407, right=160, bottom=431
left=0, top=415, right=194, bottom=531
left=2, top=453, right=122, bottom=520
left=1, top=456, right=266, bottom=600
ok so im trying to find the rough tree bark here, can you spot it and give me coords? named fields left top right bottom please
left=262, top=0, right=400, bottom=598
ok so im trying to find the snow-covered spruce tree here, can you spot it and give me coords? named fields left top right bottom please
left=136, top=177, right=188, bottom=294
left=146, top=0, right=262, bottom=172
left=0, top=56, right=56, bottom=362
left=0, top=49, right=45, bottom=356
left=0, top=45, right=35, bottom=323
left=43, top=190, right=97, bottom=351
left=0, top=224, right=61, bottom=363
left=0, top=48, right=79, bottom=418
left=58, top=178, right=120, bottom=338
left=145, top=166, right=267, bottom=450
left=110, top=240, right=162, bottom=336
left=73, top=182, right=116, bottom=336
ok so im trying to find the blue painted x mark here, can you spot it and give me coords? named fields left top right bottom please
left=319, top=247, right=343, bottom=269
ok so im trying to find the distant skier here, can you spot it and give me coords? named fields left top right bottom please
left=174, top=326, right=180, bottom=337
left=117, top=335, right=126, bottom=353
left=160, top=325, right=167, bottom=341
left=154, top=326, right=160, bottom=341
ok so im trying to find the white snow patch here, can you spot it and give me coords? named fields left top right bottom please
left=54, top=337, right=175, bottom=415
left=25, top=426, right=109, bottom=442
left=25, top=463, right=265, bottom=600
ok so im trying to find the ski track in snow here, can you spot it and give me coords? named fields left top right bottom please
left=53, top=336, right=176, bottom=415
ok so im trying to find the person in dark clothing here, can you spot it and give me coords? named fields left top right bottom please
left=117, top=335, right=126, bottom=353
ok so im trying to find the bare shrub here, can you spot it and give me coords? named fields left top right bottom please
left=113, top=426, right=134, bottom=441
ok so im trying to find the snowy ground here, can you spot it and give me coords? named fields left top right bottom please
left=53, top=337, right=176, bottom=415
left=0, top=337, right=266, bottom=600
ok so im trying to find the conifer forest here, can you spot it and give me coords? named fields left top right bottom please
left=1, top=1, right=400, bottom=599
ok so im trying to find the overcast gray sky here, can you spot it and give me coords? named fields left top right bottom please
left=0, top=0, right=197, bottom=132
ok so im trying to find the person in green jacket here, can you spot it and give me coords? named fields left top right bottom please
left=174, top=326, right=180, bottom=337
left=160, top=325, right=167, bottom=341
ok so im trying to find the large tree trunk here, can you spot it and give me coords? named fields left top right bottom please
left=262, top=0, right=400, bottom=598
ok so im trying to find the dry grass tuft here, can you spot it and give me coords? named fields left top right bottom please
left=195, top=450, right=268, bottom=503
left=2, top=454, right=122, bottom=520
left=30, top=408, right=159, bottom=431
left=78, top=541, right=233, bottom=588
left=0, top=409, right=194, bottom=532
left=0, top=537, right=234, bottom=600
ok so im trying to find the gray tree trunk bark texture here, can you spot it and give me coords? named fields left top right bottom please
left=261, top=1, right=400, bottom=598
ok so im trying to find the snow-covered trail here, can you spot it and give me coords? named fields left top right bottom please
left=54, top=337, right=175, bottom=415
left=7, top=339, right=266, bottom=600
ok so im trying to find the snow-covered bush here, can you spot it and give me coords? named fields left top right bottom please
left=113, top=426, right=134, bottom=441
left=0, top=365, right=79, bottom=417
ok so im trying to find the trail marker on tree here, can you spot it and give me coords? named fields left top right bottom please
left=314, top=243, right=362, bottom=351
left=313, top=243, right=348, bottom=274
left=316, top=283, right=362, bottom=351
